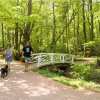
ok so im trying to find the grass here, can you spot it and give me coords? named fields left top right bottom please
left=37, top=68, right=100, bottom=92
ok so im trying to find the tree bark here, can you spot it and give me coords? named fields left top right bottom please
left=1, top=23, right=5, bottom=48
left=51, top=2, right=56, bottom=52
left=23, top=0, right=32, bottom=44
left=65, top=5, right=69, bottom=53
left=89, top=0, right=94, bottom=40
left=82, top=0, right=87, bottom=42
left=73, top=11, right=76, bottom=54
left=99, top=21, right=100, bottom=35
left=7, top=29, right=11, bottom=44
left=76, top=12, right=80, bottom=54
left=15, top=0, right=19, bottom=50
left=15, top=23, right=19, bottom=50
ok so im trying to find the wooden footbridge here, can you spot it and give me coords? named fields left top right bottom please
left=31, top=53, right=74, bottom=67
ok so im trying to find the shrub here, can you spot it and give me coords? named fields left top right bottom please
left=71, top=64, right=94, bottom=80
left=89, top=69, right=100, bottom=83
left=84, top=39, right=100, bottom=56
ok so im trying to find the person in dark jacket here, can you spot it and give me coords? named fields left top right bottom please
left=22, top=42, right=33, bottom=72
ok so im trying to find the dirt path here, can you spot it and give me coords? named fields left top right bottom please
left=0, top=60, right=100, bottom=100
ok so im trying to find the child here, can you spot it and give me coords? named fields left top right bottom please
left=5, top=44, right=13, bottom=71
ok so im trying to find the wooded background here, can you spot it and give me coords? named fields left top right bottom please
left=0, top=0, right=100, bottom=56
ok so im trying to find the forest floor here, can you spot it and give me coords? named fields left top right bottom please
left=0, top=60, right=100, bottom=100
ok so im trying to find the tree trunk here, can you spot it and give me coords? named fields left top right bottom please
left=76, top=12, right=80, bottom=54
left=51, top=2, right=56, bottom=52
left=15, top=22, right=19, bottom=50
left=1, top=23, right=5, bottom=48
left=15, top=0, right=19, bottom=50
left=99, top=21, right=100, bottom=35
left=23, top=0, right=32, bottom=44
left=82, top=0, right=87, bottom=42
left=65, top=4, right=69, bottom=53
left=65, top=15, right=69, bottom=53
left=7, top=29, right=11, bottom=44
left=12, top=32, right=15, bottom=47
left=73, top=12, right=76, bottom=54
left=19, top=28, right=23, bottom=50
left=89, top=0, right=94, bottom=40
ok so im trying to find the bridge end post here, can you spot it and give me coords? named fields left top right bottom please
left=37, top=54, right=42, bottom=67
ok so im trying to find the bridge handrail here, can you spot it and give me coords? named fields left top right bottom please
left=31, top=53, right=74, bottom=67
left=32, top=53, right=73, bottom=56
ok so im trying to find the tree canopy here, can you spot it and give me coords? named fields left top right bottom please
left=0, top=0, right=100, bottom=54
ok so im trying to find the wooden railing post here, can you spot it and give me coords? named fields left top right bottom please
left=50, top=53, right=54, bottom=64
left=37, top=54, right=42, bottom=67
left=62, top=55, right=65, bottom=63
left=60, top=55, right=65, bottom=63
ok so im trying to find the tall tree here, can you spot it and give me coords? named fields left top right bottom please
left=1, top=22, right=5, bottom=48
left=82, top=0, right=87, bottom=42
left=51, top=2, right=56, bottom=52
left=89, top=0, right=94, bottom=40
left=23, top=0, right=32, bottom=44
left=99, top=20, right=100, bottom=35
left=15, top=0, right=19, bottom=50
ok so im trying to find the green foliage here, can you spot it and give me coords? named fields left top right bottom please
left=71, top=64, right=94, bottom=80
left=0, top=0, right=100, bottom=54
left=89, top=69, right=100, bottom=83
left=37, top=67, right=100, bottom=92
left=38, top=67, right=62, bottom=77
left=84, top=41, right=95, bottom=48
left=84, top=39, right=100, bottom=56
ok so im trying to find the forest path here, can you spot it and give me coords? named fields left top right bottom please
left=0, top=60, right=100, bottom=100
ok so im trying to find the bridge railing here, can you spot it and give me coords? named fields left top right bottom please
left=31, top=53, right=74, bottom=67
